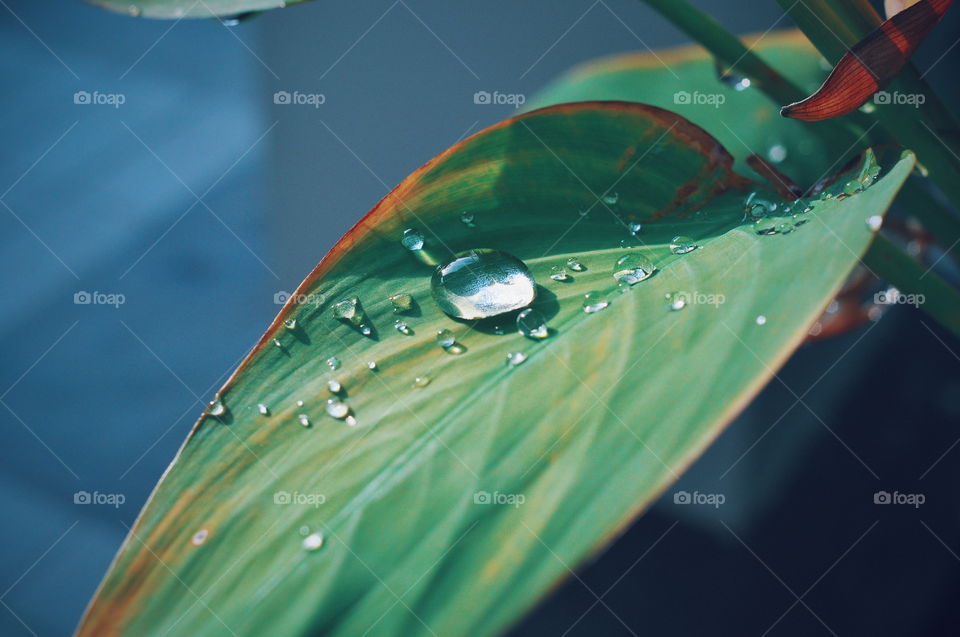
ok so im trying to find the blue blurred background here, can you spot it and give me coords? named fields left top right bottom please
left=2, top=1, right=959, bottom=635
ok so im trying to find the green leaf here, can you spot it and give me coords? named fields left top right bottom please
left=84, top=0, right=306, bottom=19
left=78, top=102, right=913, bottom=637
left=527, top=30, right=856, bottom=188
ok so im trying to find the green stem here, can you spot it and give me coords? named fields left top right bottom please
left=864, top=234, right=960, bottom=337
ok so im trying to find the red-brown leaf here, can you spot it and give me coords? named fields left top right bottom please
left=781, top=0, right=953, bottom=121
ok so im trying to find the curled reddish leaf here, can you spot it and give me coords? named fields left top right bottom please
left=781, top=0, right=953, bottom=121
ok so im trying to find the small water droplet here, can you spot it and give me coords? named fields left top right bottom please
left=583, top=291, right=609, bottom=313
left=209, top=398, right=226, bottom=417
left=613, top=254, right=656, bottom=285
left=755, top=315, right=767, bottom=325
left=578, top=209, right=590, bottom=218
left=302, top=532, right=324, bottom=551
left=127, top=5, right=142, bottom=17
left=389, top=293, right=414, bottom=313
left=550, top=265, right=569, bottom=281
left=325, top=398, right=349, bottom=419
left=360, top=324, right=372, bottom=336
left=367, top=361, right=378, bottom=371
left=860, top=101, right=877, bottom=114
left=431, top=249, right=536, bottom=320
left=394, top=320, right=412, bottom=335
left=627, top=221, right=642, bottom=235
left=665, top=292, right=686, bottom=311
left=326, top=356, right=341, bottom=371
left=273, top=338, right=283, bottom=349
left=298, top=414, right=310, bottom=427
left=299, top=525, right=311, bottom=536
left=566, top=257, right=586, bottom=272
left=401, top=228, right=425, bottom=251
left=436, top=329, right=465, bottom=354
left=775, top=222, right=794, bottom=234
left=505, top=351, right=528, bottom=367
left=413, top=376, right=431, bottom=388
left=331, top=297, right=366, bottom=328
left=754, top=219, right=777, bottom=235
left=843, top=180, right=862, bottom=195
left=866, top=215, right=883, bottom=231
left=436, top=329, right=456, bottom=348
left=716, top=62, right=751, bottom=91
left=767, top=144, right=788, bottom=164
left=670, top=236, right=698, bottom=255
left=602, top=192, right=619, bottom=206
left=345, top=414, right=358, bottom=427
left=257, top=403, right=269, bottom=416
left=327, top=379, right=342, bottom=394
left=296, top=399, right=305, bottom=407
left=192, top=529, right=208, bottom=546
left=820, top=191, right=833, bottom=200
left=460, top=211, right=475, bottom=227
left=517, top=308, right=548, bottom=340
left=284, top=318, right=297, bottom=330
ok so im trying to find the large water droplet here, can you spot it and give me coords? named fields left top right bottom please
left=670, top=236, right=698, bottom=255
left=613, top=254, right=656, bottom=285
left=550, top=265, right=569, bottom=281
left=516, top=308, right=548, bottom=340
left=431, top=249, right=536, bottom=319
left=566, top=257, right=586, bottom=272
left=401, top=228, right=425, bottom=251
left=583, top=291, right=609, bottom=313
left=302, top=532, right=324, bottom=551
left=327, top=379, right=342, bottom=394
